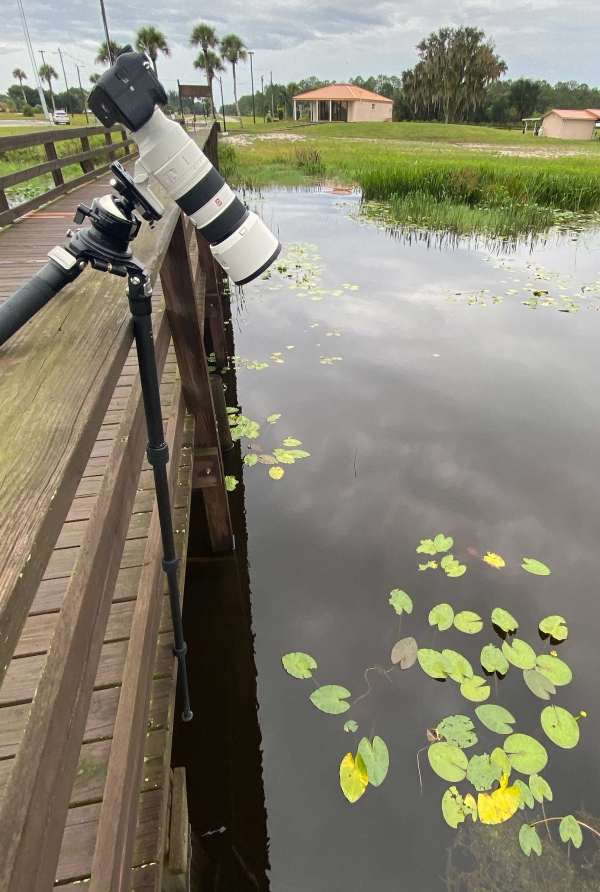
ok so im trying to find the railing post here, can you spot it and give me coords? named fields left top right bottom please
left=45, top=140, right=64, bottom=187
left=160, top=212, right=233, bottom=552
left=194, top=231, right=228, bottom=368
left=104, top=131, right=116, bottom=162
left=79, top=136, right=94, bottom=173
left=120, top=129, right=130, bottom=155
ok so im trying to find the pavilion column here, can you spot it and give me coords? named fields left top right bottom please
left=329, top=99, right=332, bottom=122
left=293, top=100, right=297, bottom=121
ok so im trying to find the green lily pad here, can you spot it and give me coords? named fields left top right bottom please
left=535, top=654, right=572, bottom=686
left=418, top=648, right=448, bottom=680
left=281, top=651, right=317, bottom=679
left=454, top=611, right=483, bottom=634
left=481, top=645, right=509, bottom=675
left=529, top=774, right=553, bottom=803
left=514, top=779, right=534, bottom=809
left=389, top=589, right=413, bottom=615
left=442, top=650, right=474, bottom=683
left=539, top=615, right=568, bottom=641
left=437, top=715, right=478, bottom=748
left=358, top=736, right=389, bottom=787
left=522, top=558, right=551, bottom=576
left=287, top=449, right=310, bottom=459
left=460, top=676, right=490, bottom=702
left=466, top=753, right=502, bottom=791
left=523, top=668, right=556, bottom=700
left=244, top=453, right=258, bottom=466
left=429, top=603, right=454, bottom=631
left=442, top=786, right=477, bottom=828
left=491, top=747, right=511, bottom=777
left=519, top=823, right=542, bottom=856
left=504, top=734, right=548, bottom=774
left=282, top=436, right=301, bottom=445
left=491, top=608, right=519, bottom=633
left=416, top=538, right=437, bottom=555
left=340, top=752, right=368, bottom=803
left=559, top=815, right=583, bottom=848
left=440, top=554, right=467, bottom=577
left=225, top=475, right=238, bottom=491
left=540, top=705, right=580, bottom=749
left=434, top=534, right=453, bottom=552
left=343, top=720, right=358, bottom=733
left=390, top=637, right=418, bottom=669
left=266, top=414, right=281, bottom=423
left=310, top=685, right=351, bottom=714
left=475, top=705, right=516, bottom=735
left=428, top=742, right=468, bottom=782
left=502, top=638, right=536, bottom=670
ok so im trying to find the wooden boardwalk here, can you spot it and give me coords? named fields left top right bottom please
left=0, top=126, right=234, bottom=890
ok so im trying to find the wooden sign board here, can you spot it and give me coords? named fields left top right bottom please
left=178, top=83, right=211, bottom=99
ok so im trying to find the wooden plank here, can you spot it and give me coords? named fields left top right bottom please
left=0, top=307, right=173, bottom=888
left=0, top=125, right=127, bottom=153
left=90, top=383, right=186, bottom=891
left=56, top=863, right=158, bottom=890
left=0, top=139, right=134, bottom=191
left=168, top=767, right=189, bottom=876
left=160, top=212, right=233, bottom=552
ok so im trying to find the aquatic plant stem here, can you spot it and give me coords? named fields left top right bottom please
left=529, top=817, right=600, bottom=840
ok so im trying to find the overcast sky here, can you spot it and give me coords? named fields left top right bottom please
left=2, top=0, right=599, bottom=106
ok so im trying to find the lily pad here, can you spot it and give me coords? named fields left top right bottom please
left=529, top=774, right=553, bottom=803
left=522, top=558, right=551, bottom=576
left=467, top=753, right=502, bottom=791
left=358, top=736, right=389, bottom=787
left=244, top=454, right=258, bottom=466
left=343, top=719, right=358, bottom=733
left=519, top=823, right=542, bottom=856
left=266, top=414, right=281, bottom=423
left=535, top=654, right=572, bottom=686
left=502, top=638, right=536, bottom=670
left=428, top=742, right=468, bottom=782
left=281, top=651, right=317, bottom=679
left=340, top=752, right=368, bottom=803
left=475, top=705, right=516, bottom=735
left=540, top=705, right=580, bottom=749
left=225, top=475, right=238, bottom=491
left=483, top=553, right=505, bottom=569
left=390, top=637, right=418, bottom=669
left=491, top=608, right=519, bottom=634
left=434, top=534, right=453, bottom=552
left=442, top=787, right=477, bottom=828
left=442, top=650, right=474, bottom=683
left=258, top=453, right=278, bottom=464
left=389, top=589, right=413, bottom=615
left=481, top=645, right=509, bottom=675
left=416, top=538, right=437, bottom=555
left=437, top=715, right=478, bottom=748
left=282, top=437, right=302, bottom=446
left=559, top=815, right=583, bottom=848
left=273, top=449, right=296, bottom=464
left=523, top=668, right=556, bottom=700
left=477, top=774, right=520, bottom=824
left=539, top=615, right=568, bottom=641
left=310, top=685, right=351, bottom=714
left=460, top=676, right=491, bottom=702
left=418, top=648, right=448, bottom=680
left=429, top=603, right=454, bottom=631
left=269, top=467, right=285, bottom=480
left=514, top=779, right=534, bottom=809
left=504, top=734, right=548, bottom=774
left=454, top=611, right=483, bottom=634
left=440, top=554, right=467, bottom=578
left=491, top=747, right=511, bottom=777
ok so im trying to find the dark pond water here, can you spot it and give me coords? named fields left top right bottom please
left=180, top=189, right=600, bottom=891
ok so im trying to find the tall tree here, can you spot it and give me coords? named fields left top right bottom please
left=38, top=63, right=58, bottom=111
left=509, top=78, right=542, bottom=120
left=135, top=25, right=171, bottom=76
left=220, top=33, right=247, bottom=126
left=12, top=68, right=28, bottom=103
left=95, top=40, right=124, bottom=66
left=403, top=27, right=507, bottom=124
left=193, top=49, right=224, bottom=119
left=190, top=23, right=220, bottom=118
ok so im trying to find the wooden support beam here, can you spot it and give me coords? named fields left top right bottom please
left=160, top=213, right=233, bottom=552
left=104, top=131, right=117, bottom=162
left=194, top=231, right=228, bottom=368
left=44, top=141, right=64, bottom=187
left=79, top=136, right=95, bottom=174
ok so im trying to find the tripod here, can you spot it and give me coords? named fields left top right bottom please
left=0, top=162, right=192, bottom=721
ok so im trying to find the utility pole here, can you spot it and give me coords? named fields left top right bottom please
left=99, top=0, right=113, bottom=63
left=270, top=70, right=275, bottom=119
left=248, top=51, right=256, bottom=124
left=217, top=77, right=227, bottom=134
left=38, top=49, right=55, bottom=112
left=16, top=0, right=50, bottom=118
left=56, top=48, right=72, bottom=116
left=74, top=64, right=89, bottom=124
left=260, top=75, right=265, bottom=122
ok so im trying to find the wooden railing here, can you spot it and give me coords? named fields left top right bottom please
left=0, top=124, right=136, bottom=228
left=0, top=123, right=232, bottom=889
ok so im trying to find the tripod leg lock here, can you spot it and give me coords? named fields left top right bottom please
left=173, top=642, right=188, bottom=660
left=162, top=555, right=179, bottom=574
left=146, top=441, right=169, bottom=466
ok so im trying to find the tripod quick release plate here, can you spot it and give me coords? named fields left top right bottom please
left=109, top=161, right=163, bottom=226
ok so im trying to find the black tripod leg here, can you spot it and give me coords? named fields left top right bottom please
left=127, top=270, right=193, bottom=722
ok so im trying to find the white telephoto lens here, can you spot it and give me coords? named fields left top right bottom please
left=134, top=110, right=280, bottom=283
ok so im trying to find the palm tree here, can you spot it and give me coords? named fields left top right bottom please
left=12, top=68, right=28, bottom=103
left=220, top=34, right=246, bottom=127
left=39, top=63, right=58, bottom=111
left=135, top=25, right=171, bottom=76
left=89, top=73, right=101, bottom=85
left=95, top=40, right=124, bottom=66
left=193, top=50, right=224, bottom=120
left=190, top=23, right=220, bottom=118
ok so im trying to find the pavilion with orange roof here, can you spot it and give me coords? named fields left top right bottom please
left=292, top=84, right=393, bottom=123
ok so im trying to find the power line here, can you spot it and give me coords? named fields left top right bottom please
left=16, top=0, right=50, bottom=119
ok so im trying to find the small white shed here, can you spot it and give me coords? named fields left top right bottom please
left=292, top=85, right=393, bottom=123
left=540, top=109, right=600, bottom=140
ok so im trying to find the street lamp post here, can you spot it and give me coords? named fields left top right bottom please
left=248, top=51, right=256, bottom=124
left=217, top=77, right=227, bottom=134
left=74, top=65, right=89, bottom=124
left=56, top=48, right=72, bottom=116
left=99, top=0, right=113, bottom=63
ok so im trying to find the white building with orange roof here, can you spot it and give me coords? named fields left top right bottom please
left=292, top=84, right=393, bottom=123
left=540, top=109, right=600, bottom=139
